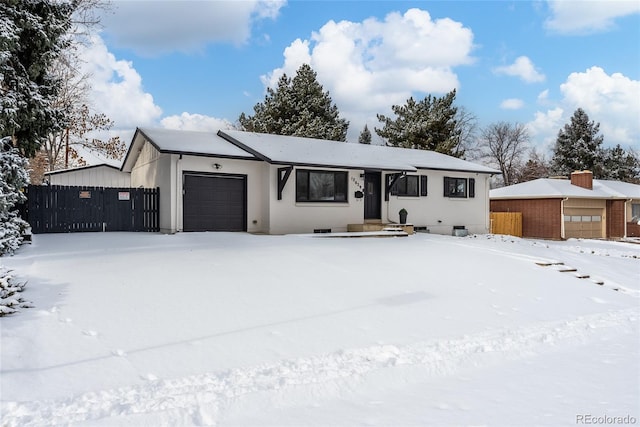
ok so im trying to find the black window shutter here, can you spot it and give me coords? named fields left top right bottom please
left=420, top=175, right=428, bottom=196
left=443, top=177, right=450, bottom=197
left=469, top=178, right=475, bottom=198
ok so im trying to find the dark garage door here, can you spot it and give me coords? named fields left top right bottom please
left=183, top=173, right=247, bottom=232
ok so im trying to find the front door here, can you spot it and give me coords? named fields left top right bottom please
left=364, top=172, right=381, bottom=220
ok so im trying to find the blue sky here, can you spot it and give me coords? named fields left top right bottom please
left=80, top=1, right=640, bottom=155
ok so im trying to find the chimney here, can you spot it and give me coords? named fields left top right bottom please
left=570, top=170, right=593, bottom=190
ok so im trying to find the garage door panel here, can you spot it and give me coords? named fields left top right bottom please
left=564, top=207, right=603, bottom=239
left=183, top=173, right=246, bottom=232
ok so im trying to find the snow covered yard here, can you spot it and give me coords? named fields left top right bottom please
left=1, top=232, right=638, bottom=426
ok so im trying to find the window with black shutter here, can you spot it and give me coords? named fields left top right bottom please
left=444, top=176, right=468, bottom=198
left=420, top=176, right=428, bottom=196
left=390, top=174, right=419, bottom=197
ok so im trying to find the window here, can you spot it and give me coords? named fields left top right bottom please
left=565, top=215, right=602, bottom=222
left=420, top=176, right=428, bottom=196
left=444, top=177, right=475, bottom=198
left=632, top=203, right=640, bottom=222
left=390, top=175, right=419, bottom=196
left=296, top=169, right=348, bottom=202
left=389, top=174, right=428, bottom=197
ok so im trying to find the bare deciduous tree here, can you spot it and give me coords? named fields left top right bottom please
left=517, top=148, right=550, bottom=183
left=478, top=122, right=530, bottom=187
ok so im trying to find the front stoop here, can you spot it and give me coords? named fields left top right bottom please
left=348, top=223, right=414, bottom=234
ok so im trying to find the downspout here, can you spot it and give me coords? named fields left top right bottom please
left=560, top=198, right=568, bottom=239
left=624, top=198, right=632, bottom=238
left=486, top=174, right=492, bottom=233
left=384, top=173, right=392, bottom=224
left=175, top=154, right=182, bottom=233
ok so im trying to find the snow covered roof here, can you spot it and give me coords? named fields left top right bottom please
left=139, top=128, right=256, bottom=158
left=490, top=178, right=640, bottom=200
left=121, top=128, right=257, bottom=171
left=44, top=163, right=122, bottom=176
left=219, top=130, right=500, bottom=174
left=122, top=127, right=500, bottom=174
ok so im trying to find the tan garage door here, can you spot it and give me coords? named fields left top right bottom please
left=564, top=208, right=604, bottom=239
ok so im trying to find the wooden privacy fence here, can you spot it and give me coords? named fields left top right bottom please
left=490, top=212, right=523, bottom=237
left=26, top=185, right=159, bottom=234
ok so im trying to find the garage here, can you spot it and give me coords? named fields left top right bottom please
left=183, top=173, right=247, bottom=232
left=564, top=207, right=604, bottom=239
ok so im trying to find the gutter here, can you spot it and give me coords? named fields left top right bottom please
left=560, top=198, right=568, bottom=239
left=175, top=154, right=182, bottom=233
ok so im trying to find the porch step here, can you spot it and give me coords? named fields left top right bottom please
left=348, top=223, right=414, bottom=234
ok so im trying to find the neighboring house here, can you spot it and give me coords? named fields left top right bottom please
left=490, top=170, right=640, bottom=240
left=44, top=164, right=131, bottom=188
left=121, top=128, right=500, bottom=235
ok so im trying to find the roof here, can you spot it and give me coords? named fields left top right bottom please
left=44, top=163, right=123, bottom=176
left=490, top=178, right=640, bottom=200
left=121, top=127, right=500, bottom=174
left=219, top=130, right=500, bottom=174
left=121, top=128, right=257, bottom=171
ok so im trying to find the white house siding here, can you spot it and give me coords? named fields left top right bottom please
left=125, top=136, right=494, bottom=236
left=174, top=155, right=267, bottom=234
left=130, top=143, right=173, bottom=233
left=47, top=166, right=131, bottom=187
left=267, top=165, right=364, bottom=234
left=386, top=170, right=491, bottom=235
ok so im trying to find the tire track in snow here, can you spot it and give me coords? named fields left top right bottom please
left=2, top=308, right=637, bottom=427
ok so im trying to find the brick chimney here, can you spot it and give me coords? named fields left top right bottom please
left=570, top=170, right=593, bottom=190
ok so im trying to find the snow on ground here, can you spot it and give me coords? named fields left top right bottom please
left=0, top=232, right=638, bottom=426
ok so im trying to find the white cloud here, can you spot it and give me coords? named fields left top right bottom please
left=545, top=0, right=640, bottom=34
left=79, top=35, right=162, bottom=130
left=161, top=113, right=234, bottom=132
left=528, top=67, right=640, bottom=149
left=263, top=8, right=475, bottom=141
left=500, top=98, right=525, bottom=110
left=537, top=89, right=550, bottom=104
left=103, top=0, right=286, bottom=55
left=561, top=66, right=640, bottom=146
left=527, top=107, right=564, bottom=150
left=493, top=56, right=545, bottom=83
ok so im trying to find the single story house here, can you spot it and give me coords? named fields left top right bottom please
left=44, top=164, right=131, bottom=188
left=121, top=128, right=500, bottom=235
left=490, top=170, right=640, bottom=239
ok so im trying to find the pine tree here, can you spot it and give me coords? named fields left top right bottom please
left=601, top=145, right=640, bottom=183
left=0, top=0, right=74, bottom=158
left=551, top=108, right=605, bottom=177
left=358, top=125, right=371, bottom=144
left=239, top=64, right=349, bottom=141
left=0, top=137, right=29, bottom=255
left=375, top=90, right=464, bottom=157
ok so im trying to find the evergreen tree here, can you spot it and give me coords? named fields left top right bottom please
left=0, top=0, right=75, bottom=157
left=239, top=64, right=349, bottom=141
left=601, top=145, right=640, bottom=183
left=0, top=137, right=29, bottom=255
left=375, top=90, right=464, bottom=157
left=551, top=108, right=605, bottom=177
left=358, top=124, right=371, bottom=144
